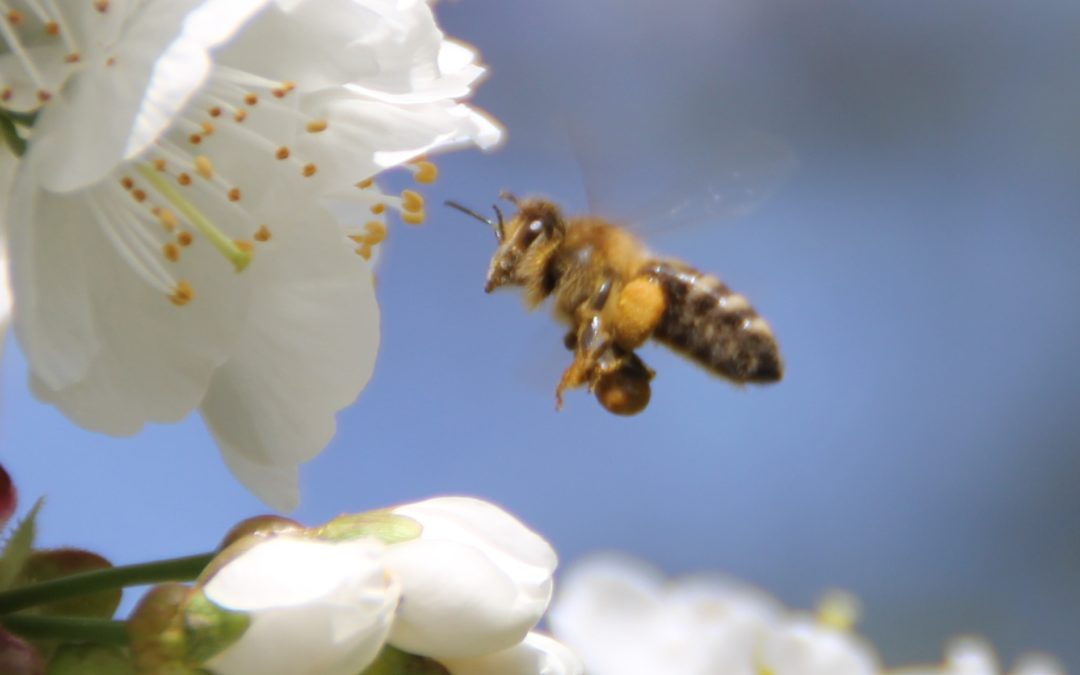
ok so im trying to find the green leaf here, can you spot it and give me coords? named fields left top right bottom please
left=362, top=646, right=450, bottom=675
left=0, top=500, right=44, bottom=592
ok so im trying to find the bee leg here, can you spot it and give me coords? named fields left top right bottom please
left=555, top=313, right=616, bottom=410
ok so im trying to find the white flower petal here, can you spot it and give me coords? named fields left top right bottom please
left=217, top=448, right=301, bottom=512
left=204, top=536, right=399, bottom=675
left=441, top=632, right=585, bottom=675
left=385, top=497, right=557, bottom=659
left=200, top=194, right=378, bottom=488
left=0, top=150, right=16, bottom=364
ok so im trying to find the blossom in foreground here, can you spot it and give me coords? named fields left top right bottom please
left=548, top=554, right=1061, bottom=675
left=129, top=496, right=572, bottom=674
left=0, top=0, right=500, bottom=508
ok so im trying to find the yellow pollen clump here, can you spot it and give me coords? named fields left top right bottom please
left=208, top=106, right=222, bottom=118
left=45, top=21, right=59, bottom=35
left=162, top=243, right=180, bottom=262
left=302, top=163, right=317, bottom=177
left=306, top=119, right=328, bottom=133
left=400, top=189, right=424, bottom=213
left=194, top=155, right=214, bottom=179
left=357, top=178, right=374, bottom=189
left=188, top=133, right=202, bottom=145
left=158, top=208, right=179, bottom=232
left=254, top=225, right=272, bottom=242
left=816, top=591, right=860, bottom=632
left=356, top=243, right=374, bottom=260
left=177, top=231, right=194, bottom=247
left=37, top=90, right=51, bottom=103
left=64, top=53, right=80, bottom=64
left=169, top=281, right=194, bottom=306
left=178, top=173, right=192, bottom=186
left=120, top=176, right=134, bottom=190
left=228, top=188, right=242, bottom=202
left=234, top=240, right=255, bottom=252
left=6, top=10, right=22, bottom=25
left=370, top=203, right=386, bottom=215
left=244, top=93, right=258, bottom=106
left=365, top=221, right=387, bottom=244
left=201, top=121, right=215, bottom=135
left=275, top=146, right=290, bottom=160
left=94, top=1, right=110, bottom=13
left=153, top=158, right=167, bottom=171
left=411, top=159, right=438, bottom=184
left=234, top=108, right=247, bottom=122
left=402, top=210, right=425, bottom=226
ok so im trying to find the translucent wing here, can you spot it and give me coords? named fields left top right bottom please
left=566, top=109, right=796, bottom=234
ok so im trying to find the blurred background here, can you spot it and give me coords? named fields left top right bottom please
left=3, top=0, right=1080, bottom=669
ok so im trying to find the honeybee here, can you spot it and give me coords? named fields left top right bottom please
left=446, top=192, right=783, bottom=415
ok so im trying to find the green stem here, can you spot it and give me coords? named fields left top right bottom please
left=0, top=615, right=129, bottom=646
left=1, top=107, right=38, bottom=127
left=0, top=553, right=215, bottom=615
left=0, top=114, right=26, bottom=156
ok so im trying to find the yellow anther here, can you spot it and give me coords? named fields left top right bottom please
left=208, top=106, right=222, bottom=118
left=254, top=225, right=272, bottom=242
left=400, top=189, right=424, bottom=213
left=194, top=155, right=214, bottom=180
left=188, top=133, right=202, bottom=145
left=228, top=188, right=242, bottom=202
left=131, top=189, right=147, bottom=203
left=364, top=221, right=387, bottom=244
left=370, top=203, right=386, bottom=215
left=201, top=121, right=215, bottom=135
left=178, top=173, right=192, bottom=186
left=271, top=81, right=296, bottom=98
left=153, top=159, right=167, bottom=171
left=357, top=243, right=374, bottom=260
left=37, top=90, right=51, bottom=103
left=412, top=160, right=438, bottom=184
left=234, top=108, right=247, bottom=122
left=64, top=53, right=80, bottom=64
left=7, top=10, right=22, bottom=24
left=177, top=231, right=194, bottom=247
left=306, top=119, right=328, bottom=133
left=402, top=210, right=425, bottom=226
left=302, top=163, right=318, bottom=177
left=234, top=240, right=255, bottom=252
left=105, top=57, right=115, bottom=67
left=169, top=281, right=194, bottom=306
left=357, top=178, right=375, bottom=189
left=1, top=89, right=12, bottom=101
left=94, top=1, right=110, bottom=13
left=158, top=208, right=178, bottom=232
left=275, top=146, right=290, bottom=160
left=244, top=93, right=258, bottom=106
left=45, top=21, right=59, bottom=35
left=162, top=243, right=180, bottom=262
left=816, top=590, right=860, bottom=632
left=120, top=176, right=134, bottom=190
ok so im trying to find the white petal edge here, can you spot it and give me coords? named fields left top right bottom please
left=441, top=632, right=585, bottom=675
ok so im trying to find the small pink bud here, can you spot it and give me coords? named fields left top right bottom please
left=0, top=629, right=45, bottom=675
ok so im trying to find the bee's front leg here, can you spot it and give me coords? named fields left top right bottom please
left=556, top=313, right=613, bottom=410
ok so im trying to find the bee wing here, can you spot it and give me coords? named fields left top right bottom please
left=566, top=112, right=796, bottom=235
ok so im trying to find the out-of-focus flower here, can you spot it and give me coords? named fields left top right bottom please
left=548, top=553, right=783, bottom=675
left=198, top=535, right=400, bottom=675
left=440, top=631, right=585, bottom=675
left=0, top=0, right=500, bottom=508
left=381, top=496, right=558, bottom=659
left=891, top=637, right=1066, bottom=675
left=0, top=150, right=13, bottom=367
left=759, top=615, right=880, bottom=675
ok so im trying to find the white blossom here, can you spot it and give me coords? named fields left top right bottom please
left=440, top=632, right=585, bottom=675
left=0, top=150, right=12, bottom=363
left=759, top=615, right=880, bottom=675
left=0, top=0, right=500, bottom=508
left=201, top=535, right=400, bottom=675
left=891, top=637, right=1066, bottom=675
left=382, top=496, right=558, bottom=659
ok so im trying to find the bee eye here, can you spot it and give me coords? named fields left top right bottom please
left=520, top=219, right=544, bottom=246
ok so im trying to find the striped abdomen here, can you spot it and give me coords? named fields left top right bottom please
left=646, top=260, right=782, bottom=383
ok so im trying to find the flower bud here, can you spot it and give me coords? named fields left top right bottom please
left=198, top=535, right=399, bottom=675
left=0, top=464, right=15, bottom=528
left=382, top=497, right=557, bottom=659
left=0, top=629, right=44, bottom=675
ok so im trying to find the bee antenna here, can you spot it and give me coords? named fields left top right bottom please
left=445, top=200, right=502, bottom=242
left=492, top=204, right=506, bottom=241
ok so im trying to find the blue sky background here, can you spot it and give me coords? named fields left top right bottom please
left=3, top=0, right=1080, bottom=669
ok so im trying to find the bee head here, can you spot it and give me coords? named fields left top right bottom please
left=446, top=193, right=566, bottom=293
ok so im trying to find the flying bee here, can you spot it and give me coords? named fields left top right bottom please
left=446, top=192, right=783, bottom=415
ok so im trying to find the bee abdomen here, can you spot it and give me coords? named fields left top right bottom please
left=646, top=261, right=783, bottom=383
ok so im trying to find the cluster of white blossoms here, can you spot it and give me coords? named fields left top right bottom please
left=130, top=497, right=582, bottom=675
left=0, top=0, right=500, bottom=509
left=548, top=554, right=1065, bottom=675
